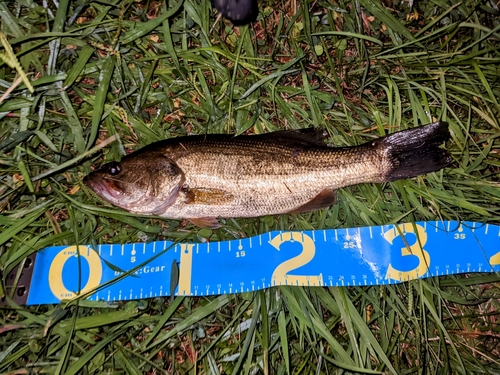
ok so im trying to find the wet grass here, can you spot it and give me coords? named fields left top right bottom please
left=1, top=0, right=500, bottom=373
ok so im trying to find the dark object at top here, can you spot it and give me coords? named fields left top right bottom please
left=211, top=0, right=258, bottom=24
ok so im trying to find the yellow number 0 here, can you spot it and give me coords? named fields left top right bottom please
left=48, top=246, right=102, bottom=300
left=384, top=223, right=430, bottom=281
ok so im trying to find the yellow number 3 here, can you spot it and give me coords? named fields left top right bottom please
left=384, top=223, right=430, bottom=281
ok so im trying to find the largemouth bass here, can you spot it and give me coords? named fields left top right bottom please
left=84, top=122, right=451, bottom=228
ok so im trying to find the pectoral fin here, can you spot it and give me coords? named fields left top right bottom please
left=184, top=187, right=234, bottom=205
left=189, top=217, right=221, bottom=229
left=288, top=189, right=337, bottom=214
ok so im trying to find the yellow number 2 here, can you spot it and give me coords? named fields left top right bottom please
left=270, top=233, right=323, bottom=286
left=384, top=223, right=430, bottom=281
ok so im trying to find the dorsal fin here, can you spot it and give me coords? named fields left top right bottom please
left=250, top=128, right=328, bottom=147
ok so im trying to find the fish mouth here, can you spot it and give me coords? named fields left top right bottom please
left=83, top=175, right=123, bottom=202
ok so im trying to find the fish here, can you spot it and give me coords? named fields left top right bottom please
left=211, top=0, right=258, bottom=25
left=84, top=122, right=451, bottom=228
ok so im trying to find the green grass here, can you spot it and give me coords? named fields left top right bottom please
left=1, top=0, right=500, bottom=373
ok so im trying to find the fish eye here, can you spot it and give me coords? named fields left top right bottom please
left=107, top=162, right=121, bottom=175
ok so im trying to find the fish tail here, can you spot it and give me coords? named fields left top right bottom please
left=379, top=122, right=451, bottom=181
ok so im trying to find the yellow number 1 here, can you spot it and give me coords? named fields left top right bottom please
left=178, top=244, right=194, bottom=295
left=384, top=223, right=430, bottom=281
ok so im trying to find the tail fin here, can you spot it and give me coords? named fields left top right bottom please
left=378, top=122, right=451, bottom=181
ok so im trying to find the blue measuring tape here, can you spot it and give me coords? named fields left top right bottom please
left=3, top=221, right=500, bottom=305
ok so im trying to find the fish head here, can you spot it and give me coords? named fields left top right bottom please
left=84, top=153, right=185, bottom=215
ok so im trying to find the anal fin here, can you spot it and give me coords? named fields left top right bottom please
left=189, top=217, right=221, bottom=229
left=288, top=189, right=337, bottom=214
